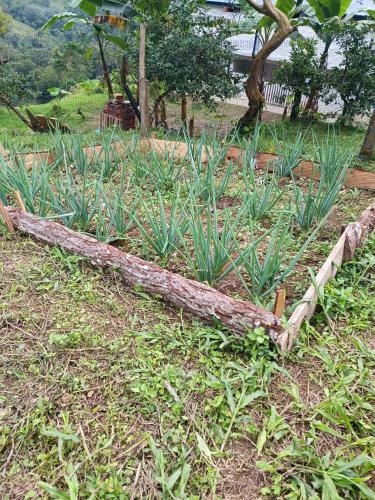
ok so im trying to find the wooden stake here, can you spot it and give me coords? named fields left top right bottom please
left=278, top=200, right=375, bottom=351
left=139, top=23, right=146, bottom=80
left=0, top=200, right=15, bottom=233
left=14, top=191, right=26, bottom=211
left=273, top=289, right=286, bottom=318
left=139, top=23, right=150, bottom=138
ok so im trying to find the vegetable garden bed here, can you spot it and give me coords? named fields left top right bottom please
left=1, top=132, right=374, bottom=349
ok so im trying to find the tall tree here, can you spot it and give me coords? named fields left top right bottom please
left=302, top=0, right=353, bottom=112
left=125, top=0, right=239, bottom=126
left=328, top=23, right=375, bottom=124
left=273, top=37, right=321, bottom=120
left=238, top=0, right=296, bottom=129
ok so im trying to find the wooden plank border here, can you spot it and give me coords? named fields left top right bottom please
left=2, top=138, right=375, bottom=191
left=278, top=201, right=375, bottom=351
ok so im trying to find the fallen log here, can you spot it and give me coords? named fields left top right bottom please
left=279, top=201, right=375, bottom=351
left=4, top=208, right=282, bottom=340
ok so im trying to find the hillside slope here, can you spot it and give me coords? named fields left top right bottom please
left=0, top=0, right=67, bottom=33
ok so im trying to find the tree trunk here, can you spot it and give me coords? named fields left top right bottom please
left=151, top=90, right=170, bottom=127
left=238, top=0, right=295, bottom=129
left=154, top=102, right=159, bottom=126
left=290, top=90, right=302, bottom=121
left=5, top=208, right=282, bottom=340
left=282, top=102, right=288, bottom=120
left=120, top=55, right=141, bottom=122
left=188, top=116, right=194, bottom=137
left=181, top=95, right=187, bottom=125
left=160, top=99, right=167, bottom=125
left=96, top=33, right=114, bottom=99
left=360, top=109, right=375, bottom=158
left=258, top=73, right=265, bottom=121
left=0, top=93, right=32, bottom=129
left=342, top=100, right=349, bottom=118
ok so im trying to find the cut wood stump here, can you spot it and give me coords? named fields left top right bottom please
left=278, top=201, right=375, bottom=351
left=25, top=109, right=71, bottom=133
left=4, top=208, right=282, bottom=340
left=273, top=289, right=286, bottom=318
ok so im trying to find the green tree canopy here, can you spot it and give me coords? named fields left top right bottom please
left=126, top=0, right=240, bottom=114
left=328, top=23, right=375, bottom=124
left=273, top=37, right=322, bottom=120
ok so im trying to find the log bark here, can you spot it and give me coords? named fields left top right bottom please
left=238, top=0, right=295, bottom=129
left=278, top=201, right=375, bottom=351
left=5, top=209, right=282, bottom=340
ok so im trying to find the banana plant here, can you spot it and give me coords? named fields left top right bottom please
left=42, top=0, right=128, bottom=98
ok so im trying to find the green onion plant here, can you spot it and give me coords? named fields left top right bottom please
left=239, top=216, right=326, bottom=298
left=133, top=189, right=189, bottom=259
left=273, top=129, right=305, bottom=177
left=180, top=195, right=257, bottom=285
left=242, top=165, right=283, bottom=221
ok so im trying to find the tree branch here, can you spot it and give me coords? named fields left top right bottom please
left=238, top=0, right=296, bottom=127
left=151, top=89, right=171, bottom=124
left=244, top=0, right=267, bottom=15
left=0, top=93, right=32, bottom=129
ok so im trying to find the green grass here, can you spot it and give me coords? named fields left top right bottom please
left=0, top=222, right=374, bottom=498
left=2, top=132, right=372, bottom=307
left=254, top=119, right=375, bottom=173
left=7, top=18, right=36, bottom=35
left=0, top=93, right=108, bottom=152
left=1, top=91, right=374, bottom=172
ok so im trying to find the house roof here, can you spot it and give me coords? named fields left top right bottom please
left=205, top=0, right=373, bottom=14
left=206, top=0, right=373, bottom=67
left=228, top=27, right=344, bottom=68
left=205, top=0, right=239, bottom=4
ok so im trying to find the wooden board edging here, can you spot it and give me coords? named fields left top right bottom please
left=278, top=201, right=375, bottom=351
left=226, top=147, right=375, bottom=191
left=2, top=138, right=374, bottom=191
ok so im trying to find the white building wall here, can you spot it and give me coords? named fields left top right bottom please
left=205, top=1, right=373, bottom=115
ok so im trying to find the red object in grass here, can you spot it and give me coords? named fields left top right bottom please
left=101, top=94, right=136, bottom=130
